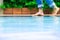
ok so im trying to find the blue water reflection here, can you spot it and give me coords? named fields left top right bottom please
left=0, top=16, right=60, bottom=40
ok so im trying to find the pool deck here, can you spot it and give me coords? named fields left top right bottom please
left=0, top=14, right=60, bottom=17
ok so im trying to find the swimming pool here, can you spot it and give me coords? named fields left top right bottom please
left=0, top=16, right=60, bottom=40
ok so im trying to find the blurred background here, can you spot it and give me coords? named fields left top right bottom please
left=0, top=0, right=60, bottom=15
left=0, top=0, right=60, bottom=9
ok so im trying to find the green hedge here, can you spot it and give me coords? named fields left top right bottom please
left=0, top=0, right=60, bottom=9
left=2, top=0, right=37, bottom=9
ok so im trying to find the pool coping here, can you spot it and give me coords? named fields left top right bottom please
left=0, top=14, right=60, bottom=17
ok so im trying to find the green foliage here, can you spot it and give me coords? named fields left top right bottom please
left=0, top=4, right=5, bottom=9
left=0, top=0, right=60, bottom=9
left=3, top=0, right=37, bottom=9
left=54, top=0, right=60, bottom=7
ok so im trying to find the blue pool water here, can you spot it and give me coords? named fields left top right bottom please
left=0, top=16, right=60, bottom=40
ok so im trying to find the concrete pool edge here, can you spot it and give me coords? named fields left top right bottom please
left=0, top=14, right=60, bottom=17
